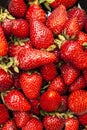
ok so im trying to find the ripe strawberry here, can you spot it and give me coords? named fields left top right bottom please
left=40, top=90, right=61, bottom=112
left=25, top=4, right=46, bottom=23
left=68, top=7, right=86, bottom=30
left=69, top=75, right=86, bottom=92
left=46, top=4, right=68, bottom=34
left=65, top=117, right=79, bottom=130
left=48, top=76, right=66, bottom=95
left=78, top=113, right=87, bottom=126
left=2, top=89, right=31, bottom=111
left=77, top=31, right=87, bottom=45
left=0, top=25, right=9, bottom=56
left=84, top=18, right=87, bottom=33
left=16, top=48, right=57, bottom=70
left=30, top=19, right=54, bottom=49
left=68, top=90, right=87, bottom=115
left=63, top=17, right=80, bottom=38
left=43, top=115, right=65, bottom=130
left=22, top=117, right=43, bottom=130
left=0, top=68, right=13, bottom=92
left=40, top=63, right=57, bottom=82
left=20, top=72, right=42, bottom=99
left=8, top=0, right=27, bottom=18
left=13, top=111, right=31, bottom=128
left=2, top=119, right=17, bottom=130
left=60, top=40, right=87, bottom=69
left=11, top=19, right=29, bottom=38
left=60, top=63, right=80, bottom=85
left=49, top=0, right=77, bottom=9
left=0, top=104, right=9, bottom=124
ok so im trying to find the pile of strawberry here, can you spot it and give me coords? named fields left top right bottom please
left=1, top=0, right=87, bottom=129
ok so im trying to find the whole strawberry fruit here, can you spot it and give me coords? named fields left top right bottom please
left=78, top=113, right=87, bottom=126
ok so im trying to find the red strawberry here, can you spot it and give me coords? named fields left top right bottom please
left=8, top=0, right=27, bottom=18
left=77, top=31, right=87, bottom=45
left=68, top=7, right=86, bottom=30
left=63, top=17, right=80, bottom=38
left=16, top=48, right=57, bottom=70
left=69, top=75, right=86, bottom=92
left=60, top=63, right=80, bottom=85
left=40, top=63, right=57, bottom=82
left=0, top=25, right=9, bottom=56
left=2, top=89, right=31, bottom=111
left=60, top=40, right=87, bottom=69
left=40, top=90, right=61, bottom=112
left=13, top=111, right=31, bottom=128
left=43, top=115, right=65, bottom=130
left=84, top=18, right=87, bottom=33
left=48, top=76, right=66, bottom=95
left=78, top=113, right=87, bottom=126
left=65, top=117, right=79, bottom=130
left=0, top=104, right=9, bottom=124
left=68, top=90, right=87, bottom=115
left=30, top=19, right=54, bottom=49
left=0, top=68, right=13, bottom=92
left=22, top=117, right=43, bottom=130
left=46, top=4, right=68, bottom=34
left=25, top=4, right=46, bottom=23
left=2, top=119, right=17, bottom=130
left=20, top=72, right=42, bottom=99
left=11, top=19, right=29, bottom=38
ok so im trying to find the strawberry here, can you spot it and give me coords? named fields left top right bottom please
left=11, top=19, right=29, bottom=38
left=63, top=17, right=80, bottom=38
left=43, top=115, right=65, bottom=130
left=8, top=0, right=27, bottom=18
left=13, top=111, right=31, bottom=128
left=0, top=104, right=9, bottom=124
left=78, top=113, right=87, bottom=126
left=48, top=76, right=66, bottom=95
left=46, top=4, right=68, bottom=34
left=16, top=48, right=57, bottom=70
left=69, top=75, right=86, bottom=92
left=30, top=19, right=54, bottom=49
left=20, top=72, right=42, bottom=99
left=65, top=117, right=79, bottom=130
left=83, top=68, right=87, bottom=84
left=2, top=89, right=31, bottom=111
left=68, top=90, right=87, bottom=115
left=0, top=25, right=9, bottom=56
left=2, top=119, right=17, bottom=130
left=25, top=4, right=46, bottom=23
left=0, top=68, right=13, bottom=92
left=77, top=31, right=87, bottom=45
left=60, top=40, right=87, bottom=69
left=60, top=63, right=80, bottom=85
left=40, top=90, right=61, bottom=112
left=40, top=63, right=57, bottom=82
left=84, top=18, right=87, bottom=33
left=22, top=117, right=43, bottom=130
left=68, top=7, right=86, bottom=30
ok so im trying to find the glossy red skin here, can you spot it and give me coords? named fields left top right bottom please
left=40, top=90, right=61, bottom=112
left=40, top=63, right=57, bottom=82
left=22, top=117, right=43, bottom=130
left=11, top=19, right=29, bottom=38
left=0, top=25, right=9, bottom=56
left=68, top=90, right=87, bottom=115
left=77, top=31, right=87, bottom=45
left=26, top=4, right=46, bottom=23
left=61, top=63, right=80, bottom=85
left=30, top=20, right=54, bottom=49
left=78, top=113, right=87, bottom=126
left=0, top=104, right=9, bottom=124
left=46, top=4, right=68, bottom=34
left=3, top=89, right=31, bottom=111
left=20, top=72, right=42, bottom=99
left=48, top=76, right=66, bottom=95
left=2, top=120, right=17, bottom=130
left=65, top=117, right=79, bottom=130
left=13, top=111, right=31, bottom=128
left=17, top=48, right=57, bottom=70
left=43, top=115, right=65, bottom=130
left=8, top=0, right=27, bottom=18
left=0, top=68, right=13, bottom=92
